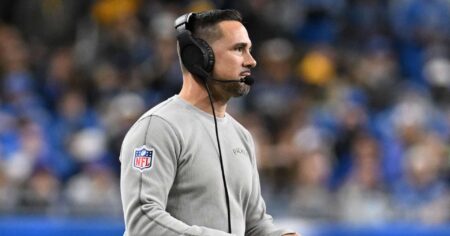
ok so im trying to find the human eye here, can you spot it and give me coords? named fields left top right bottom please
left=233, top=43, right=247, bottom=53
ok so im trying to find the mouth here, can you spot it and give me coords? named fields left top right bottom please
left=240, top=71, right=251, bottom=77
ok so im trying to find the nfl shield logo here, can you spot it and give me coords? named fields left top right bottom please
left=133, top=146, right=154, bottom=172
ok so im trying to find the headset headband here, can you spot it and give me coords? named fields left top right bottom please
left=174, top=13, right=196, bottom=33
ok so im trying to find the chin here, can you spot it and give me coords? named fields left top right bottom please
left=233, top=85, right=250, bottom=97
left=219, top=82, right=250, bottom=98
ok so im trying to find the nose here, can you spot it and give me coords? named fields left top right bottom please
left=244, top=52, right=257, bottom=68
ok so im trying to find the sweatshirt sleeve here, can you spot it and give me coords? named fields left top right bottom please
left=120, top=115, right=234, bottom=236
left=244, top=134, right=297, bottom=236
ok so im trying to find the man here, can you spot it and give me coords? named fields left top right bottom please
left=120, top=9, right=300, bottom=236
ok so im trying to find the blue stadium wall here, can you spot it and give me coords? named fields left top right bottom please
left=1, top=217, right=450, bottom=236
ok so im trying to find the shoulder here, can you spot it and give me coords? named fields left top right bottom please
left=138, top=96, right=182, bottom=123
left=124, top=97, right=186, bottom=142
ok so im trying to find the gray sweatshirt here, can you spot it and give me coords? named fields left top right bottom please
left=120, top=95, right=294, bottom=236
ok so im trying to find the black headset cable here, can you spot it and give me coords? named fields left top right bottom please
left=204, top=80, right=232, bottom=234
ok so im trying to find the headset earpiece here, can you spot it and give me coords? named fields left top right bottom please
left=175, top=13, right=215, bottom=78
left=195, top=38, right=215, bottom=73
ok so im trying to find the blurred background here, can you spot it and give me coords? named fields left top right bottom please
left=0, top=0, right=449, bottom=235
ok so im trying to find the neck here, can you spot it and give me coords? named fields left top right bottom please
left=179, top=73, right=228, bottom=117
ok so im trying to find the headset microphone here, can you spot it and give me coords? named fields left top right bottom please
left=243, top=76, right=254, bottom=85
left=209, top=76, right=254, bottom=85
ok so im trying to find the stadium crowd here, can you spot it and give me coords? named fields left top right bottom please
left=0, top=0, right=449, bottom=225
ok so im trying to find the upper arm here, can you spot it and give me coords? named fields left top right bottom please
left=120, top=115, right=182, bottom=225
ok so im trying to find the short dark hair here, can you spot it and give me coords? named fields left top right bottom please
left=191, top=9, right=242, bottom=44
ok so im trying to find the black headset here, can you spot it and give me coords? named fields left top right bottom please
left=174, top=13, right=215, bottom=80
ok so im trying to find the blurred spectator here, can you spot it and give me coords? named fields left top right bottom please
left=389, top=0, right=450, bottom=85
left=0, top=24, right=48, bottom=125
left=283, top=120, right=335, bottom=220
left=43, top=47, right=79, bottom=110
left=0, top=163, right=19, bottom=213
left=337, top=133, right=392, bottom=224
left=3, top=118, right=49, bottom=185
left=247, top=38, right=300, bottom=137
left=351, top=36, right=399, bottom=112
left=391, top=135, right=449, bottom=224
left=18, top=167, right=61, bottom=214
left=378, top=85, right=449, bottom=185
left=294, top=0, right=345, bottom=44
left=315, top=83, right=369, bottom=187
left=423, top=47, right=450, bottom=107
left=341, top=0, right=389, bottom=44
left=288, top=148, right=335, bottom=221
left=92, top=0, right=140, bottom=28
left=49, top=89, right=101, bottom=180
left=297, top=46, right=336, bottom=87
left=69, top=128, right=109, bottom=163
left=101, top=92, right=146, bottom=171
left=91, top=62, right=123, bottom=107
left=64, top=163, right=121, bottom=216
